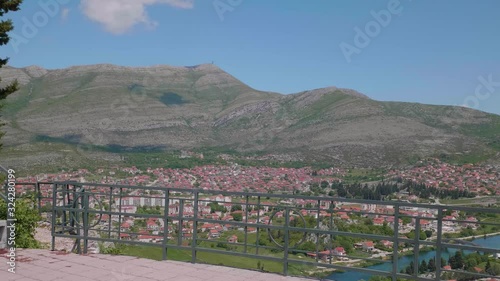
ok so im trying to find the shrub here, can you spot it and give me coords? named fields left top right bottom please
left=0, top=194, right=41, bottom=248
left=100, top=243, right=126, bottom=255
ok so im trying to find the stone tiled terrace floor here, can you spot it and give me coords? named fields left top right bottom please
left=1, top=249, right=316, bottom=281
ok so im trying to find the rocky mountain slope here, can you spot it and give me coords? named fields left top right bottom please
left=1, top=64, right=499, bottom=169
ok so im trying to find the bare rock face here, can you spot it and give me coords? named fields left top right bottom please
left=23, top=65, right=48, bottom=78
left=1, top=63, right=499, bottom=168
left=291, top=87, right=370, bottom=109
left=0, top=66, right=32, bottom=85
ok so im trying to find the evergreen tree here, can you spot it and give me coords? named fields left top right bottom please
left=449, top=256, right=457, bottom=269
left=419, top=259, right=428, bottom=274
left=320, top=180, right=329, bottom=189
left=485, top=260, right=491, bottom=272
left=428, top=257, right=436, bottom=272
left=0, top=0, right=23, bottom=149
left=405, top=262, right=415, bottom=275
left=230, top=204, right=242, bottom=212
left=453, top=250, right=464, bottom=269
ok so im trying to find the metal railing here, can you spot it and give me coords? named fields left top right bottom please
left=13, top=181, right=500, bottom=280
left=10, top=181, right=54, bottom=216
left=0, top=164, right=10, bottom=202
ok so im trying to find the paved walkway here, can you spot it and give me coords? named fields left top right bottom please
left=1, top=249, right=315, bottom=281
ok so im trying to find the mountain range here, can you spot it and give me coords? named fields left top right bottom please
left=1, top=63, right=499, bottom=171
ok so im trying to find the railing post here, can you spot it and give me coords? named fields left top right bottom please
left=108, top=187, right=113, bottom=239
left=244, top=195, right=249, bottom=254
left=62, top=185, right=68, bottom=231
left=178, top=199, right=184, bottom=246
left=191, top=191, right=199, bottom=263
left=392, top=205, right=400, bottom=281
left=283, top=206, right=290, bottom=276
left=315, top=200, right=321, bottom=263
left=413, top=217, right=421, bottom=277
left=118, top=187, right=123, bottom=241
left=51, top=183, right=57, bottom=251
left=162, top=189, right=170, bottom=260
left=36, top=182, right=42, bottom=215
left=72, top=184, right=81, bottom=254
left=82, top=189, right=89, bottom=254
left=329, top=200, right=334, bottom=265
left=256, top=196, right=261, bottom=255
left=435, top=208, right=443, bottom=281
left=0, top=183, right=6, bottom=203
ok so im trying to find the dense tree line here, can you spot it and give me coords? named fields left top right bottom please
left=404, top=181, right=476, bottom=200
left=400, top=251, right=500, bottom=279
left=330, top=182, right=399, bottom=200
left=326, top=180, right=476, bottom=201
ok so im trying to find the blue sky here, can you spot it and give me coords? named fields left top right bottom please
left=3, top=0, right=500, bottom=114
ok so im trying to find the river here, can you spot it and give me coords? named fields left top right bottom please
left=327, top=235, right=500, bottom=281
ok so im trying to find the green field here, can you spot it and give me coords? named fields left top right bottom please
left=120, top=244, right=319, bottom=278
left=440, top=197, right=499, bottom=205
left=440, top=198, right=480, bottom=205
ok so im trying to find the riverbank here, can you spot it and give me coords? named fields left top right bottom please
left=327, top=234, right=500, bottom=281
left=459, top=231, right=500, bottom=241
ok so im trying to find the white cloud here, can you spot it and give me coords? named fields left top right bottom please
left=80, top=0, right=194, bottom=34
left=61, top=8, right=70, bottom=21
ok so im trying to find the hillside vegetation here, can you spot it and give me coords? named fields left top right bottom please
left=0, top=64, right=499, bottom=171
